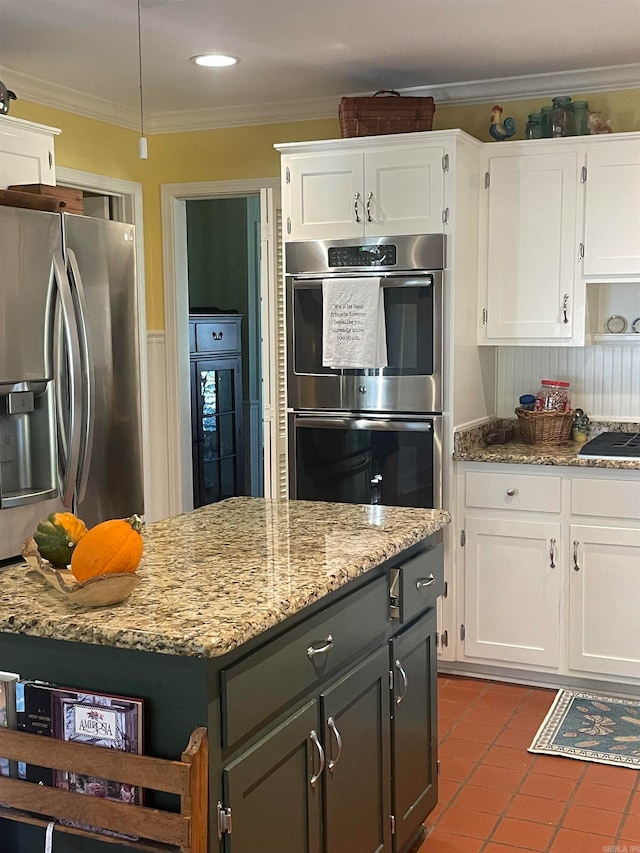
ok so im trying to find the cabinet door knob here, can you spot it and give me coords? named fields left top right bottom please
left=307, top=634, right=334, bottom=659
left=327, top=716, right=343, bottom=771
left=506, top=488, right=516, bottom=497
left=309, top=730, right=325, bottom=787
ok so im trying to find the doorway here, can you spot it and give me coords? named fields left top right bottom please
left=186, top=195, right=263, bottom=498
left=161, top=178, right=284, bottom=518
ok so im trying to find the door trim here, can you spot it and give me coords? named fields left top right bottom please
left=161, top=178, right=280, bottom=516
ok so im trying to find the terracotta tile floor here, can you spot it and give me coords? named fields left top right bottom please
left=418, top=675, right=640, bottom=853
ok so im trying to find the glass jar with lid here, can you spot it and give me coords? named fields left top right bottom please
left=540, top=106, right=553, bottom=138
left=534, top=380, right=571, bottom=412
left=572, top=100, right=590, bottom=135
left=550, top=96, right=574, bottom=138
left=525, top=113, right=544, bottom=139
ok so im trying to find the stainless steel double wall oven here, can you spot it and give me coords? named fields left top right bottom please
left=286, top=234, right=445, bottom=509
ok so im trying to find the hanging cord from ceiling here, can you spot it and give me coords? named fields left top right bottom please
left=137, top=0, right=148, bottom=159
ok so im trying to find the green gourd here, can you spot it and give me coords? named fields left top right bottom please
left=33, top=512, right=88, bottom=568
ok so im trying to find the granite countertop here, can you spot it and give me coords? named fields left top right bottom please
left=0, top=498, right=450, bottom=659
left=453, top=419, right=640, bottom=470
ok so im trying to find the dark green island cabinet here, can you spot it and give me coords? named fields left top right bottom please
left=0, top=497, right=449, bottom=853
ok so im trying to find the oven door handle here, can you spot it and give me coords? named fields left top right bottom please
left=294, top=417, right=433, bottom=432
left=291, top=276, right=435, bottom=289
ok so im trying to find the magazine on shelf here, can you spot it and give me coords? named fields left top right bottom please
left=0, top=671, right=19, bottom=778
left=17, top=681, right=143, bottom=836
left=16, top=680, right=54, bottom=785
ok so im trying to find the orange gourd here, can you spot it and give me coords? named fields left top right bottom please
left=71, top=515, right=143, bottom=583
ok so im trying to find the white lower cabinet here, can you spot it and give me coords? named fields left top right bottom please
left=569, top=524, right=640, bottom=678
left=464, top=517, right=561, bottom=667
left=458, top=465, right=640, bottom=686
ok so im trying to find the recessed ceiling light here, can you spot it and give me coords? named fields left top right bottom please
left=190, top=54, right=239, bottom=68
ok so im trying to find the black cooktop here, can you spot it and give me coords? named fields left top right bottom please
left=578, top=431, right=640, bottom=459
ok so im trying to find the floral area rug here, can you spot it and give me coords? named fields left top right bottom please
left=528, top=689, right=640, bottom=769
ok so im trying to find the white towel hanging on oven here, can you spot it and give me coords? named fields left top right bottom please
left=322, top=277, right=387, bottom=369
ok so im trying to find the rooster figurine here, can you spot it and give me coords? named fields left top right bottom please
left=489, top=104, right=516, bottom=141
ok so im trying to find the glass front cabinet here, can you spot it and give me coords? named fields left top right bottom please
left=189, top=314, right=244, bottom=507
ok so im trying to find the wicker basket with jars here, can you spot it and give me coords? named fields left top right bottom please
left=516, top=379, right=574, bottom=445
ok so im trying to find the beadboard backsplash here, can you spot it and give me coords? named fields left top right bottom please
left=497, top=345, right=640, bottom=421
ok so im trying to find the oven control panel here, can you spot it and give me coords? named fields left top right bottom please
left=328, top=244, right=397, bottom=267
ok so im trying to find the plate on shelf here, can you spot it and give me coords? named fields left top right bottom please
left=606, top=314, right=628, bottom=334
left=22, top=538, right=139, bottom=607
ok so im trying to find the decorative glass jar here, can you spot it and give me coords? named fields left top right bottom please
left=572, top=100, right=590, bottom=136
left=534, top=379, right=571, bottom=412
left=540, top=106, right=553, bottom=138
left=525, top=113, right=544, bottom=139
left=550, top=96, right=574, bottom=138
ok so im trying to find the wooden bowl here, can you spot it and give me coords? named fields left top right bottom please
left=22, top=538, right=139, bottom=607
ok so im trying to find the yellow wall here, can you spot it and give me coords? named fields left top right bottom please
left=434, top=89, right=640, bottom=142
left=11, top=89, right=640, bottom=329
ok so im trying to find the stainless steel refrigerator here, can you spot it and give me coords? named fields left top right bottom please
left=0, top=206, right=144, bottom=561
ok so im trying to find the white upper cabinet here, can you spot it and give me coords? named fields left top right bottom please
left=0, top=116, right=59, bottom=188
left=582, top=135, right=640, bottom=278
left=479, top=145, right=583, bottom=345
left=277, top=135, right=447, bottom=241
left=283, top=150, right=363, bottom=241
left=362, top=145, right=445, bottom=238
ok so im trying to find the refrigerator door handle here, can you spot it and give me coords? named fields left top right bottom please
left=51, top=250, right=83, bottom=508
left=66, top=248, right=95, bottom=503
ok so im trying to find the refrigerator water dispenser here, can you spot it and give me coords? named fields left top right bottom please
left=0, top=380, right=58, bottom=509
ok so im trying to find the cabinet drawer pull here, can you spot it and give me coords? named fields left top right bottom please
left=395, top=659, right=408, bottom=705
left=309, top=729, right=325, bottom=787
left=327, top=716, right=343, bottom=771
left=416, top=575, right=435, bottom=590
left=211, top=331, right=224, bottom=341
left=354, top=192, right=361, bottom=223
left=307, top=634, right=334, bottom=659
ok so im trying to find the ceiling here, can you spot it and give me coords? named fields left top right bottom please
left=1, top=0, right=639, bottom=132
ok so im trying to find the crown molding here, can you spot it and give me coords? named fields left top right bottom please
left=0, top=65, right=141, bottom=129
left=2, top=62, right=639, bottom=134
left=403, top=63, right=640, bottom=106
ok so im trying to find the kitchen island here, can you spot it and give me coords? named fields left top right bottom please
left=0, top=497, right=450, bottom=853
